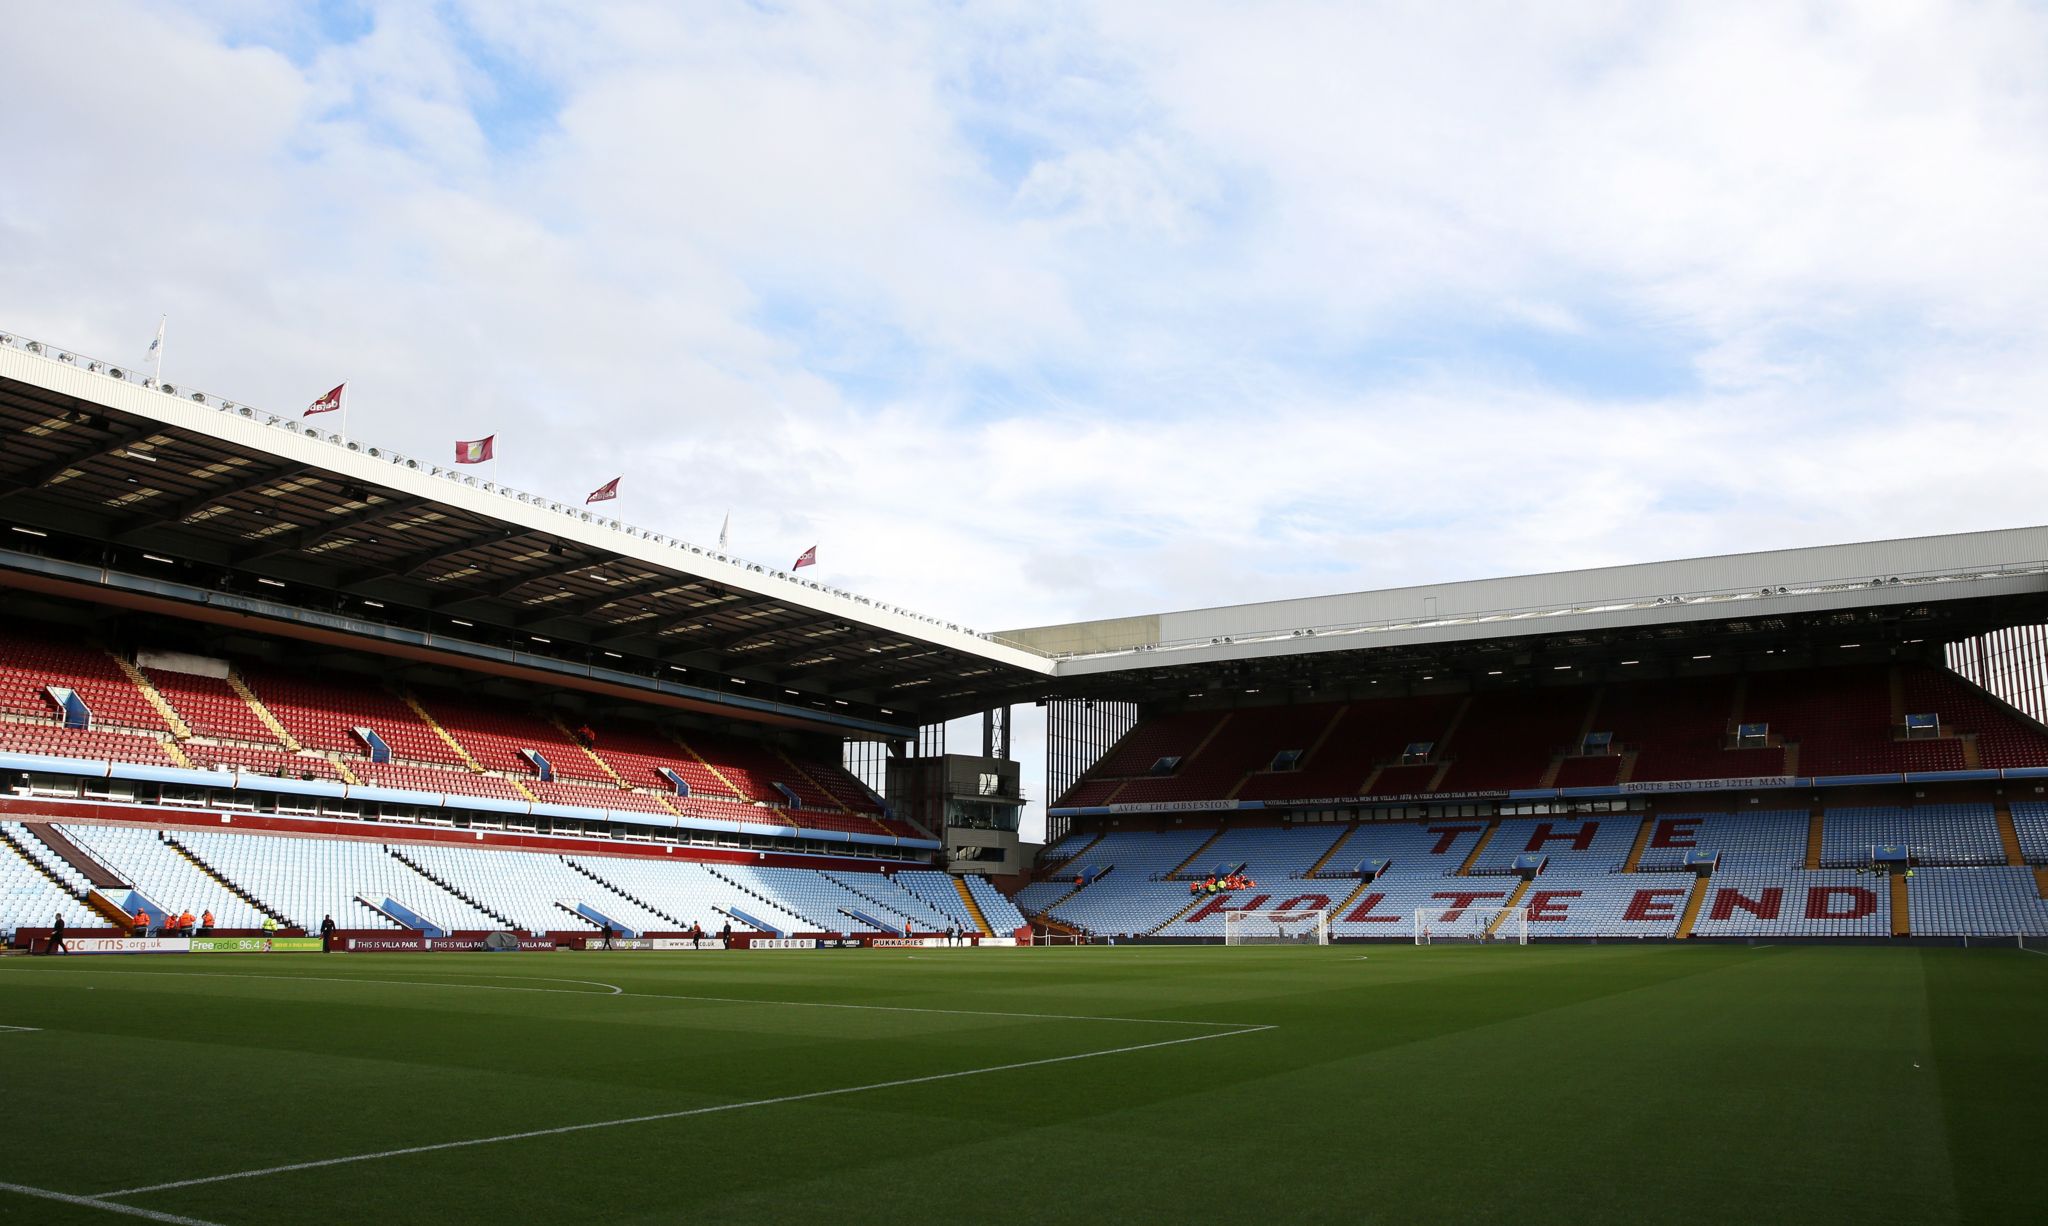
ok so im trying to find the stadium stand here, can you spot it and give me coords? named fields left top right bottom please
left=55, top=823, right=269, bottom=929
left=1434, top=690, right=1589, bottom=792
left=1906, top=868, right=2048, bottom=936
left=0, top=722, right=174, bottom=765
left=142, top=668, right=275, bottom=744
left=0, top=627, right=167, bottom=731
left=1819, top=805, right=2007, bottom=867
left=1630, top=811, right=1808, bottom=874
left=0, top=832, right=95, bottom=934
left=170, top=829, right=505, bottom=933
left=397, top=842, right=671, bottom=935
left=236, top=664, right=456, bottom=765
left=1055, top=664, right=2048, bottom=808
left=0, top=624, right=917, bottom=841
left=1466, top=816, right=1638, bottom=875
left=2011, top=801, right=2048, bottom=864
left=1663, top=870, right=1889, bottom=938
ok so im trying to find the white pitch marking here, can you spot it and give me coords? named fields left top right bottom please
left=17, top=968, right=1258, bottom=1028
left=101, top=1023, right=1273, bottom=1199
left=2017, top=944, right=2048, bottom=959
left=0, top=1024, right=42, bottom=1034
left=0, top=1180, right=226, bottom=1225
left=471, top=974, right=623, bottom=995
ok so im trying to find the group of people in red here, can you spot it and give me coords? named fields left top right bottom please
left=1190, top=872, right=1255, bottom=895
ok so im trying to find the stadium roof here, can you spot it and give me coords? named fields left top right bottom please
left=1000, top=526, right=2048, bottom=707
left=9, top=327, right=2048, bottom=728
left=0, top=333, right=1054, bottom=733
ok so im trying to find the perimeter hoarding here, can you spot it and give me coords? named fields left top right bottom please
left=61, top=937, right=189, bottom=955
left=188, top=937, right=324, bottom=953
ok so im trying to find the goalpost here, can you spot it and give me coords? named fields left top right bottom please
left=1413, top=904, right=1529, bottom=945
left=1223, top=909, right=1332, bottom=945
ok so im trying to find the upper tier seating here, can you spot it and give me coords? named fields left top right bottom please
left=1435, top=690, right=1591, bottom=792
left=237, top=665, right=457, bottom=765
left=1901, top=668, right=2048, bottom=768
left=411, top=690, right=611, bottom=783
left=681, top=732, right=837, bottom=810
left=1748, top=666, right=1965, bottom=775
left=1268, top=695, right=1465, bottom=800
left=182, top=742, right=340, bottom=779
left=0, top=722, right=172, bottom=766
left=528, top=779, right=675, bottom=816
left=143, top=669, right=275, bottom=744
left=1114, top=704, right=1341, bottom=805
left=351, top=762, right=530, bottom=801
left=0, top=630, right=909, bottom=843
left=0, top=629, right=164, bottom=730
left=1601, top=675, right=1780, bottom=783
left=1058, top=665, right=2048, bottom=809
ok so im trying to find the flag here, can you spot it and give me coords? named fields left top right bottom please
left=793, top=545, right=817, bottom=570
left=145, top=317, right=164, bottom=362
left=454, top=435, right=495, bottom=464
left=305, top=383, right=345, bottom=416
left=717, top=511, right=730, bottom=552
left=586, top=476, right=620, bottom=504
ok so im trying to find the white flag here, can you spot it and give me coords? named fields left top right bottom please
left=717, top=510, right=730, bottom=552
left=145, top=317, right=165, bottom=362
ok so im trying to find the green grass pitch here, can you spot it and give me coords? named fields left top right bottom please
left=1, top=944, right=2042, bottom=1224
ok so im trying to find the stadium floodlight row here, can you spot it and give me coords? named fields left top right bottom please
left=9, top=323, right=2048, bottom=948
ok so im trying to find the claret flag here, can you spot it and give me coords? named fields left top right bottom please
left=454, top=436, right=495, bottom=464
left=306, top=384, right=344, bottom=416
left=586, top=476, right=620, bottom=504
left=793, top=545, right=817, bottom=570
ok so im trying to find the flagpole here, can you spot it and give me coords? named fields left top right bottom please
left=339, top=383, right=348, bottom=440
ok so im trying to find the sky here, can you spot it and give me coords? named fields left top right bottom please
left=5, top=1, right=2047, bottom=839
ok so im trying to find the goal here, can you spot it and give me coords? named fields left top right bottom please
left=1223, top=909, right=1332, bottom=945
left=1413, top=904, right=1528, bottom=945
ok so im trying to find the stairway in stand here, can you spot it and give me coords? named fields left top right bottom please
left=950, top=876, right=992, bottom=934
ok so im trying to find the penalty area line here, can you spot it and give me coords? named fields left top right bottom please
left=0, top=1180, right=226, bottom=1225
left=100, top=1024, right=1276, bottom=1199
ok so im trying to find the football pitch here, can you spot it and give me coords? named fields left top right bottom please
left=1, top=944, right=2042, bottom=1225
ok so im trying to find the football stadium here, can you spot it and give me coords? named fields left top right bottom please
left=2, top=329, right=2046, bottom=1224
left=8, top=6, right=2048, bottom=1225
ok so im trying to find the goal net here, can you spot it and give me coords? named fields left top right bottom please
left=1413, top=904, right=1529, bottom=945
left=1223, top=909, right=1332, bottom=945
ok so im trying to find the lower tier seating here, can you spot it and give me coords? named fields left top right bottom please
left=0, top=819, right=1019, bottom=940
